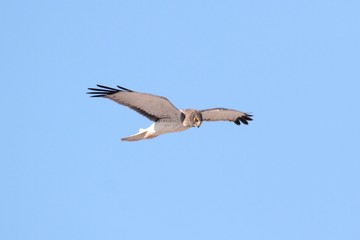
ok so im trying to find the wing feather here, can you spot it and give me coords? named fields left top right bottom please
left=200, top=108, right=253, bottom=125
left=87, top=85, right=180, bottom=122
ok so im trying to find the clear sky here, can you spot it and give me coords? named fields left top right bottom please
left=1, top=1, right=359, bottom=239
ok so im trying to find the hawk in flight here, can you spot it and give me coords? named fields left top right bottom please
left=88, top=85, right=253, bottom=141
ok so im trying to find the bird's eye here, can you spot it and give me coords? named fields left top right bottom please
left=194, top=118, right=198, bottom=122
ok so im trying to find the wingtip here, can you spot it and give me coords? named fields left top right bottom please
left=116, top=85, right=133, bottom=92
left=96, top=84, right=119, bottom=91
left=234, top=113, right=253, bottom=125
left=87, top=84, right=134, bottom=97
left=244, top=114, right=253, bottom=121
left=87, top=93, right=106, bottom=97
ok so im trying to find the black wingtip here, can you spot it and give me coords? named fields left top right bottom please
left=87, top=84, right=133, bottom=97
left=88, top=94, right=106, bottom=97
left=234, top=113, right=253, bottom=125
left=117, top=85, right=133, bottom=92
left=96, top=84, right=119, bottom=91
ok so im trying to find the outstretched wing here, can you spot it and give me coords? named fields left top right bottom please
left=200, top=108, right=253, bottom=125
left=87, top=85, right=181, bottom=122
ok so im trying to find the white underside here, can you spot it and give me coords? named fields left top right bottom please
left=121, top=121, right=190, bottom=141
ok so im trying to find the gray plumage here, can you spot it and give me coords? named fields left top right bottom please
left=87, top=84, right=253, bottom=141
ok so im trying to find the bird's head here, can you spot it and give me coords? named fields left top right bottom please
left=182, top=110, right=203, bottom=128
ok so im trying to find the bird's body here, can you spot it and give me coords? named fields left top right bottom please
left=87, top=85, right=253, bottom=141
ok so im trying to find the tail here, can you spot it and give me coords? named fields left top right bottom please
left=121, top=131, right=148, bottom=141
left=121, top=130, right=159, bottom=141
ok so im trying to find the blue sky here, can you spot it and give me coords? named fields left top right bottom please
left=1, top=0, right=359, bottom=239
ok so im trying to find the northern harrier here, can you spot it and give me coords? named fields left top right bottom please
left=87, top=85, right=253, bottom=141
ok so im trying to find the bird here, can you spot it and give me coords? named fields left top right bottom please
left=87, top=84, right=253, bottom=141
